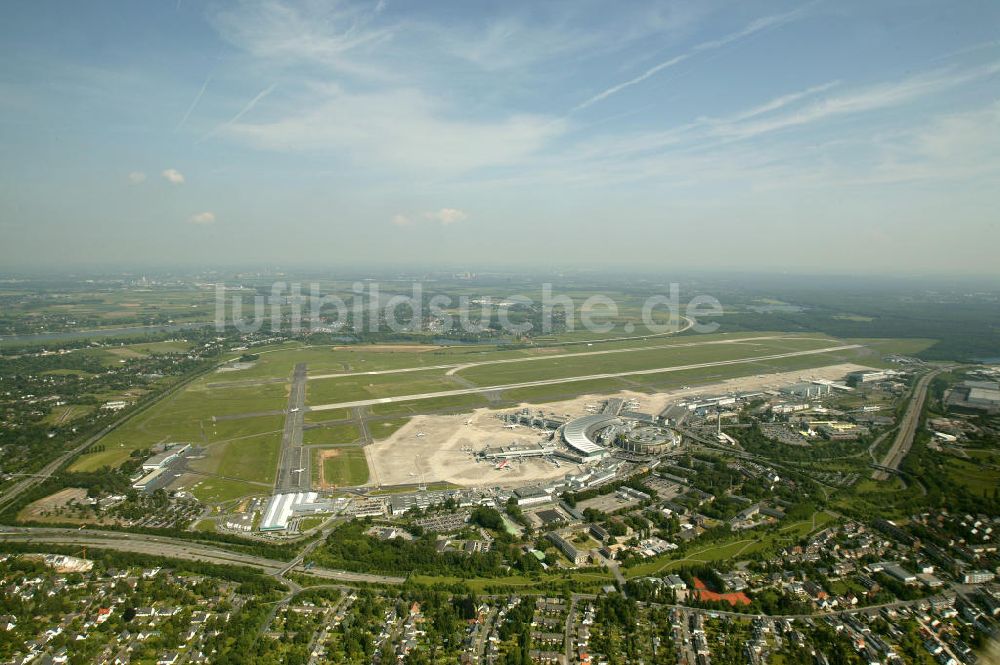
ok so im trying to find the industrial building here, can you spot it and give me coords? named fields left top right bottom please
left=947, top=380, right=1000, bottom=415
left=847, top=370, right=893, bottom=386
left=259, top=491, right=335, bottom=531
left=132, top=467, right=173, bottom=493
left=141, top=444, right=191, bottom=471
left=513, top=485, right=553, bottom=506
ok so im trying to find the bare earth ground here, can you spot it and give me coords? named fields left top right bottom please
left=365, top=362, right=874, bottom=489
left=315, top=448, right=339, bottom=489
left=19, top=487, right=117, bottom=525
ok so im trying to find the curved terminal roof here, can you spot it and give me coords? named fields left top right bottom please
left=562, top=414, right=620, bottom=456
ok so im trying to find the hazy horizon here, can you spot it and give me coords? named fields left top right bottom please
left=2, top=1, right=999, bottom=274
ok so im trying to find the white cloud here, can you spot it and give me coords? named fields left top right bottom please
left=391, top=208, right=467, bottom=226
left=224, top=88, right=563, bottom=174
left=188, top=211, right=216, bottom=224
left=424, top=208, right=467, bottom=225
left=161, top=168, right=185, bottom=184
left=127, top=171, right=147, bottom=184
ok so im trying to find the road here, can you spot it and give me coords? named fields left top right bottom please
left=308, top=344, right=863, bottom=412
left=275, top=362, right=310, bottom=493
left=872, top=368, right=944, bottom=481
left=0, top=526, right=406, bottom=585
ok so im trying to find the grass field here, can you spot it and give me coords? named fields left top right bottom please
left=303, top=408, right=351, bottom=423
left=409, top=570, right=613, bottom=594
left=72, top=369, right=287, bottom=471
left=187, top=477, right=265, bottom=504
left=302, top=423, right=362, bottom=445
left=189, top=430, right=282, bottom=485
left=368, top=393, right=490, bottom=416
left=368, top=417, right=411, bottom=440
left=314, top=447, right=369, bottom=486
left=306, top=369, right=460, bottom=405
left=942, top=455, right=1000, bottom=497
left=455, top=336, right=842, bottom=386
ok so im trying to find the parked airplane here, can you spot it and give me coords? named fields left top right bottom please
left=416, top=432, right=426, bottom=437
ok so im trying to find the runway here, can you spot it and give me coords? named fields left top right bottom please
left=308, top=344, right=863, bottom=412
left=275, top=363, right=310, bottom=493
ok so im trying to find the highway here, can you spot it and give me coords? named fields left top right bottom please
left=308, top=344, right=863, bottom=412
left=0, top=527, right=406, bottom=585
left=872, top=368, right=944, bottom=481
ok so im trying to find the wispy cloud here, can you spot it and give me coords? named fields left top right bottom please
left=574, top=6, right=812, bottom=111
left=202, top=83, right=276, bottom=142
left=713, top=60, right=1000, bottom=140
left=176, top=74, right=213, bottom=130
left=161, top=168, right=185, bottom=184
left=208, top=0, right=394, bottom=79
left=127, top=171, right=147, bottom=184
left=227, top=83, right=276, bottom=125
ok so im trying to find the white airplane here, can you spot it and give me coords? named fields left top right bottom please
left=293, top=467, right=305, bottom=474
left=416, top=432, right=426, bottom=437
left=289, top=407, right=300, bottom=413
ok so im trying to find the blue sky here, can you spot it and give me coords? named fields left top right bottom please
left=1, top=0, right=998, bottom=273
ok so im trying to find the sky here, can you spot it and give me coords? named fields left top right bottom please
left=1, top=0, right=998, bottom=275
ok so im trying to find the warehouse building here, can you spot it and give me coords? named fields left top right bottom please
left=259, top=491, right=324, bottom=531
